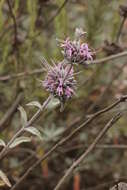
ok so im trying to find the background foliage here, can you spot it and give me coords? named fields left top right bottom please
left=0, top=0, right=127, bottom=189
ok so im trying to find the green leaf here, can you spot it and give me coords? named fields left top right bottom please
left=0, top=139, right=6, bottom=147
left=0, top=170, right=11, bottom=187
left=9, top=137, right=31, bottom=148
left=26, top=101, right=42, bottom=110
left=18, top=106, right=27, bottom=126
left=25, top=127, right=42, bottom=139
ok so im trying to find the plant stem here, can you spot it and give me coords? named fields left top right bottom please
left=116, top=17, right=126, bottom=43
left=0, top=95, right=51, bottom=160
left=86, top=51, right=127, bottom=65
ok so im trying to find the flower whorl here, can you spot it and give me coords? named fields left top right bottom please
left=42, top=60, right=76, bottom=102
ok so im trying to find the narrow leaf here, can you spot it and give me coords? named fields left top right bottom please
left=18, top=106, right=27, bottom=126
left=9, top=136, right=31, bottom=148
left=26, top=101, right=42, bottom=109
left=0, top=139, right=6, bottom=147
left=47, top=98, right=60, bottom=110
left=0, top=170, right=11, bottom=187
left=25, top=127, right=42, bottom=139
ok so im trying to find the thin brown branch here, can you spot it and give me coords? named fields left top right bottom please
left=0, top=92, right=23, bottom=132
left=116, top=17, right=126, bottom=43
left=87, top=61, right=127, bottom=113
left=0, top=69, right=44, bottom=82
left=0, top=16, right=24, bottom=41
left=54, top=113, right=122, bottom=190
left=10, top=95, right=127, bottom=190
left=6, top=0, right=18, bottom=50
left=29, top=0, right=69, bottom=39
left=62, top=144, right=127, bottom=153
left=44, top=0, right=68, bottom=29
left=86, top=51, right=127, bottom=65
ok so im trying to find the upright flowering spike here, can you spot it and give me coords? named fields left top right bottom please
left=59, top=28, right=93, bottom=64
left=42, top=58, right=76, bottom=103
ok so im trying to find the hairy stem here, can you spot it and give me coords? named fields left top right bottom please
left=0, top=96, right=51, bottom=160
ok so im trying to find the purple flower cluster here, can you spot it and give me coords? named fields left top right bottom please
left=42, top=28, right=94, bottom=106
left=60, top=38, right=93, bottom=64
left=43, top=61, right=76, bottom=102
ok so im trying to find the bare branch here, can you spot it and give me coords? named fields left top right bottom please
left=10, top=95, right=127, bottom=190
left=0, top=93, right=23, bottom=132
left=6, top=0, right=18, bottom=50
left=0, top=69, right=44, bottom=82
left=116, top=17, right=126, bottom=43
left=44, top=0, right=68, bottom=29
left=87, top=61, right=127, bottom=113
left=86, top=51, right=127, bottom=65
left=54, top=113, right=122, bottom=190
left=61, top=144, right=127, bottom=153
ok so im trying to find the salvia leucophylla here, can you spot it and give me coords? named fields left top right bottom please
left=41, top=28, right=94, bottom=111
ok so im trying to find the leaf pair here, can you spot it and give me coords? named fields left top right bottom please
left=27, top=99, right=60, bottom=111
left=9, top=136, right=31, bottom=148
left=9, top=127, right=42, bottom=148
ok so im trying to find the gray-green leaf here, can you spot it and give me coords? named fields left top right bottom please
left=25, top=127, right=42, bottom=139
left=9, top=136, right=31, bottom=148
left=26, top=101, right=42, bottom=110
left=41, top=125, right=64, bottom=142
left=0, top=139, right=6, bottom=147
left=0, top=170, right=11, bottom=187
left=18, top=106, right=27, bottom=126
left=47, top=98, right=60, bottom=110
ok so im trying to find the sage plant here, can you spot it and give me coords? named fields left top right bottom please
left=0, top=28, right=94, bottom=188
left=42, top=28, right=94, bottom=109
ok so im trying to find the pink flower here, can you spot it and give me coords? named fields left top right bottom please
left=80, top=43, right=93, bottom=60
left=42, top=59, right=76, bottom=102
left=60, top=38, right=93, bottom=64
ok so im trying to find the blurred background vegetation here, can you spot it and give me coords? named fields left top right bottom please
left=1, top=0, right=127, bottom=189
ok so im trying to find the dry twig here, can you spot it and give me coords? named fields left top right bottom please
left=0, top=69, right=44, bottom=82
left=0, top=93, right=23, bottom=132
left=54, top=113, right=122, bottom=190
left=6, top=0, right=18, bottom=51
